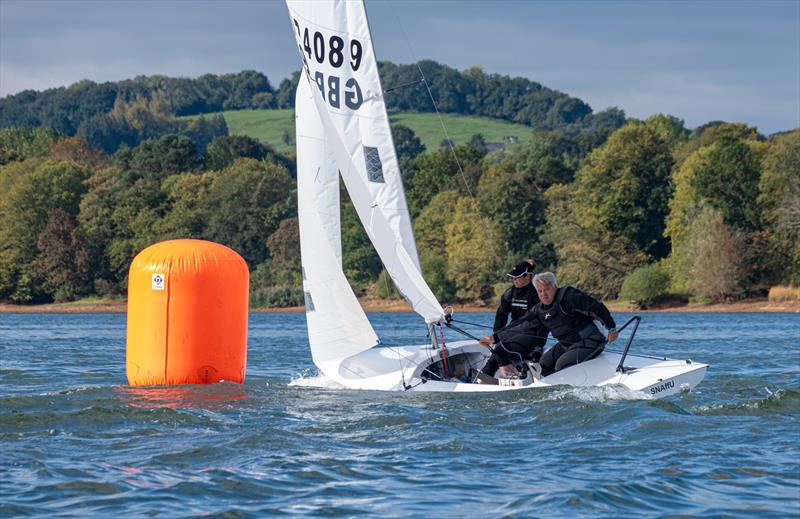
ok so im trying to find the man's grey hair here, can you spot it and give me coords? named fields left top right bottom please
left=533, top=272, right=557, bottom=288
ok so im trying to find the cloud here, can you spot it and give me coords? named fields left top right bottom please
left=1, top=0, right=798, bottom=134
left=0, top=0, right=297, bottom=94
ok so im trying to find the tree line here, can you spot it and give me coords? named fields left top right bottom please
left=1, top=116, right=797, bottom=307
left=1, top=62, right=625, bottom=154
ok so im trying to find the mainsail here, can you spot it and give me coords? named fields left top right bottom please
left=287, top=0, right=443, bottom=329
left=287, top=0, right=443, bottom=365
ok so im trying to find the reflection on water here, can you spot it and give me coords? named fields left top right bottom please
left=117, top=384, right=248, bottom=410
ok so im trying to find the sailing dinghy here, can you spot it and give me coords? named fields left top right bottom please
left=285, top=0, right=707, bottom=396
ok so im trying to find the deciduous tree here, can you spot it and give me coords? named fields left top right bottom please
left=0, top=159, right=90, bottom=300
left=391, top=124, right=425, bottom=190
left=156, top=171, right=217, bottom=239
left=407, top=144, right=483, bottom=217
left=758, top=129, right=800, bottom=285
left=545, top=117, right=680, bottom=296
left=266, top=217, right=301, bottom=285
left=686, top=206, right=747, bottom=302
left=31, top=209, right=91, bottom=302
left=444, top=198, right=503, bottom=300
left=666, top=131, right=765, bottom=292
left=205, top=158, right=295, bottom=267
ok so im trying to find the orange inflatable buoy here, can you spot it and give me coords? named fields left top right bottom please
left=126, top=239, right=249, bottom=386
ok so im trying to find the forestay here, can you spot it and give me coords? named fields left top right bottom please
left=286, top=0, right=443, bottom=325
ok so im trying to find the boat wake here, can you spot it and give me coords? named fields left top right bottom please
left=545, top=384, right=654, bottom=402
left=694, top=387, right=800, bottom=415
left=288, top=371, right=345, bottom=389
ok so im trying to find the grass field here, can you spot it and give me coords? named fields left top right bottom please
left=200, top=109, right=535, bottom=152
left=387, top=112, right=533, bottom=151
left=214, top=109, right=296, bottom=151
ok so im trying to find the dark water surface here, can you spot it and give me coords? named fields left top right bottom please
left=1, top=312, right=798, bottom=517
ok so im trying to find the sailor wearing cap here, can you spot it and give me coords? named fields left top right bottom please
left=477, top=260, right=547, bottom=383
left=493, top=260, right=538, bottom=332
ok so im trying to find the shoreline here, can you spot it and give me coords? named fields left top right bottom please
left=1, top=298, right=798, bottom=314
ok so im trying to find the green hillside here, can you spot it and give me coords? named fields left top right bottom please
left=204, top=109, right=534, bottom=152
left=214, top=109, right=296, bottom=151
left=388, top=112, right=533, bottom=151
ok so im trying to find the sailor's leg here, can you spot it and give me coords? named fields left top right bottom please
left=498, top=330, right=547, bottom=362
left=480, top=352, right=521, bottom=382
left=553, top=339, right=606, bottom=372
left=540, top=342, right=566, bottom=377
left=496, top=339, right=533, bottom=364
left=480, top=353, right=501, bottom=377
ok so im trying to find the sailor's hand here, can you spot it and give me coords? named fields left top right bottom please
left=443, top=305, right=453, bottom=324
left=479, top=336, right=494, bottom=348
left=607, top=329, right=619, bottom=343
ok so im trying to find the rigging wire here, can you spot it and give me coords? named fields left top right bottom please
left=444, top=320, right=525, bottom=365
left=384, top=77, right=426, bottom=93
left=386, top=0, right=474, bottom=198
left=447, top=317, right=494, bottom=330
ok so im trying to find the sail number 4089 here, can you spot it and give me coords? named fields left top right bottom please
left=292, top=18, right=366, bottom=110
left=293, top=20, right=363, bottom=71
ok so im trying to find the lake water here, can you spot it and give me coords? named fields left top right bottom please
left=1, top=312, right=798, bottom=517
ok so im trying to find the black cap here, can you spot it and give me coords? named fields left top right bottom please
left=507, top=260, right=533, bottom=278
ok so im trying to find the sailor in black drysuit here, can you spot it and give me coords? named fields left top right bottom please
left=479, top=260, right=547, bottom=379
left=481, top=272, right=619, bottom=377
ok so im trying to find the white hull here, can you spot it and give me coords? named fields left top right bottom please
left=318, top=340, right=708, bottom=398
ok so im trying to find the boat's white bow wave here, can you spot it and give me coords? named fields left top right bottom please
left=547, top=384, right=654, bottom=402
left=289, top=370, right=345, bottom=389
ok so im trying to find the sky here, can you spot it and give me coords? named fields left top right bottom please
left=1, top=0, right=798, bottom=135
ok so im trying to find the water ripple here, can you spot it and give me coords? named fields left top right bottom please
left=1, top=312, right=799, bottom=516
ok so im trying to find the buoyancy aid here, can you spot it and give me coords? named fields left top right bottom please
left=505, top=284, right=538, bottom=320
left=493, top=282, right=539, bottom=332
left=533, top=286, right=605, bottom=345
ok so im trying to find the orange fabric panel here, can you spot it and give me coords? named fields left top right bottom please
left=126, top=239, right=249, bottom=386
